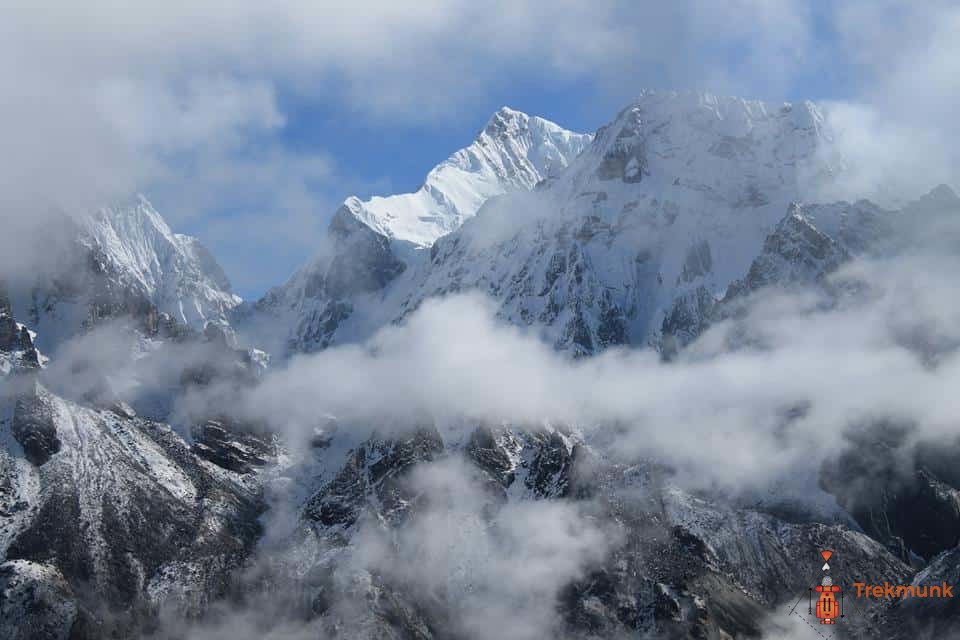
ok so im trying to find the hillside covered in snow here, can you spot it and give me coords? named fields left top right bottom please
left=3, top=91, right=960, bottom=640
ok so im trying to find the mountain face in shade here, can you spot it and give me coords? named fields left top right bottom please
left=0, top=288, right=265, bottom=638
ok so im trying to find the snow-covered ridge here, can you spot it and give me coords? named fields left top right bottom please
left=344, top=107, right=592, bottom=246
left=247, top=107, right=592, bottom=354
left=567, top=89, right=836, bottom=201
left=80, top=196, right=240, bottom=330
left=257, top=90, right=849, bottom=356
left=248, top=91, right=958, bottom=358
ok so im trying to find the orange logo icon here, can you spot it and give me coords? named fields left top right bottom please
left=809, top=550, right=844, bottom=626
left=815, top=576, right=841, bottom=625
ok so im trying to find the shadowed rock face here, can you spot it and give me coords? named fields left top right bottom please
left=0, top=286, right=40, bottom=368
left=191, top=418, right=274, bottom=475
left=0, top=314, right=30, bottom=354
left=0, top=560, right=78, bottom=640
left=271, top=417, right=923, bottom=639
left=739, top=209, right=850, bottom=293
left=266, top=206, right=407, bottom=353
left=304, top=425, right=445, bottom=532
left=11, top=395, right=60, bottom=466
left=594, top=106, right=648, bottom=183
left=661, top=203, right=868, bottom=354
left=2, top=406, right=266, bottom=636
left=466, top=424, right=518, bottom=488
left=660, top=285, right=716, bottom=357
left=0, top=307, right=266, bottom=638
left=879, top=548, right=960, bottom=637
left=324, top=207, right=408, bottom=300
left=820, top=424, right=960, bottom=563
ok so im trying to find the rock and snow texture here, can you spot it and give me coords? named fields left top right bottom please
left=408, top=92, right=847, bottom=354
left=8, top=196, right=240, bottom=352
left=277, top=418, right=920, bottom=639
left=0, top=560, right=77, bottom=640
left=253, top=91, right=855, bottom=356
left=0, top=300, right=264, bottom=638
left=81, top=197, right=240, bottom=329
left=249, top=106, right=591, bottom=354
left=345, top=107, right=592, bottom=247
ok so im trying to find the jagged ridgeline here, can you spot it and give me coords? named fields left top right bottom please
left=2, top=91, right=960, bottom=639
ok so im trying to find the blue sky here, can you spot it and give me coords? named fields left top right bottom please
left=3, top=2, right=956, bottom=299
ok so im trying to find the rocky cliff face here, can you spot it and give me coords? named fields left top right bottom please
left=0, top=296, right=266, bottom=638
left=212, top=417, right=921, bottom=639
left=663, top=186, right=960, bottom=355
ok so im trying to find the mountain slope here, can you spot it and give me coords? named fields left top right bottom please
left=664, top=187, right=960, bottom=354
left=405, top=92, right=844, bottom=354
left=252, top=91, right=847, bottom=356
left=7, top=197, right=240, bottom=352
left=346, top=107, right=592, bottom=247
left=248, top=107, right=591, bottom=354
left=81, top=197, right=239, bottom=330
left=0, top=296, right=264, bottom=638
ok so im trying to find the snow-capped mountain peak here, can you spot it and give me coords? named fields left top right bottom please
left=245, top=108, right=592, bottom=354
left=81, top=196, right=241, bottom=330
left=343, top=108, right=591, bottom=247
left=573, top=90, right=835, bottom=199
left=8, top=196, right=240, bottom=351
left=250, top=91, right=857, bottom=357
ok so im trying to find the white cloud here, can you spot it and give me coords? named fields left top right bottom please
left=95, top=76, right=285, bottom=154
left=345, top=457, right=614, bottom=640
left=816, top=1, right=960, bottom=203
left=216, top=211, right=960, bottom=495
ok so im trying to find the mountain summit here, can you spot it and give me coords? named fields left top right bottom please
left=81, top=197, right=241, bottom=329
left=340, top=107, right=591, bottom=246
left=248, top=107, right=591, bottom=353
left=7, top=197, right=240, bottom=352
left=250, top=91, right=846, bottom=355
